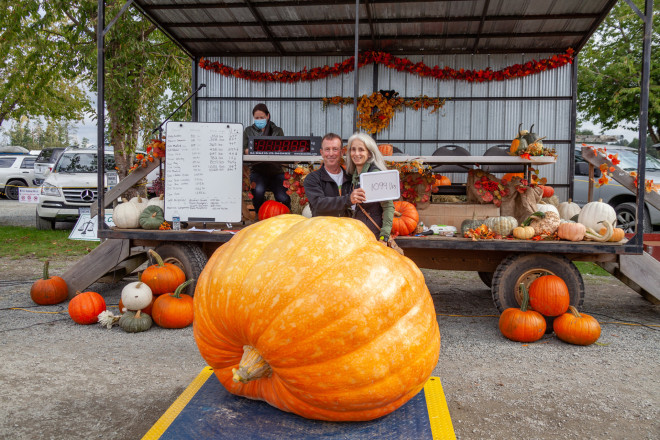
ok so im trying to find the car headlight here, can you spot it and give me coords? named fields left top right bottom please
left=41, top=182, right=61, bottom=197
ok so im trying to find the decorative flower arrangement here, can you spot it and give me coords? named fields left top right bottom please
left=200, top=49, right=574, bottom=84
left=464, top=224, right=499, bottom=240
left=283, top=165, right=312, bottom=206
left=389, top=160, right=436, bottom=206
left=469, top=169, right=511, bottom=207
left=323, top=91, right=446, bottom=134
left=585, top=143, right=658, bottom=192
left=128, top=139, right=164, bottom=173
left=159, top=221, right=172, bottom=230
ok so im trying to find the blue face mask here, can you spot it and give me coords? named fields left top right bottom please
left=254, top=119, right=267, bottom=129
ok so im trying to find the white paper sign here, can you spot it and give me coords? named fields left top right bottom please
left=69, top=208, right=115, bottom=241
left=18, top=188, right=41, bottom=204
left=165, top=122, right=243, bottom=223
left=359, top=170, right=401, bottom=202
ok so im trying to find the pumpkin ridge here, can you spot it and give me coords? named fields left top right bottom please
left=249, top=302, right=439, bottom=414
left=269, top=294, right=438, bottom=402
left=253, top=246, right=425, bottom=368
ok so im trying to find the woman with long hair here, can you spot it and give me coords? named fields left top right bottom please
left=345, top=132, right=394, bottom=242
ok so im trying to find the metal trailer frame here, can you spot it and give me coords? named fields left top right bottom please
left=80, top=0, right=657, bottom=309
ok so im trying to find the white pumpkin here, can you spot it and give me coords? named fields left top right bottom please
left=558, top=198, right=581, bottom=220
left=130, top=196, right=149, bottom=214
left=113, top=198, right=142, bottom=228
left=121, top=281, right=153, bottom=311
left=578, top=198, right=616, bottom=231
left=147, top=194, right=165, bottom=211
left=535, top=202, right=559, bottom=216
left=301, top=204, right=312, bottom=218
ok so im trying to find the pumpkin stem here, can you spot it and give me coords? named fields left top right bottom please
left=42, top=260, right=50, bottom=280
left=148, top=249, right=166, bottom=267
left=519, top=283, right=531, bottom=312
left=135, top=310, right=142, bottom=319
left=394, top=210, right=402, bottom=217
left=172, top=279, right=194, bottom=298
left=522, top=211, right=546, bottom=226
left=568, top=305, right=581, bottom=318
left=232, top=345, right=272, bottom=384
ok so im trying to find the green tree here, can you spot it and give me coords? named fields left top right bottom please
left=0, top=1, right=90, bottom=128
left=7, top=117, right=76, bottom=149
left=577, top=1, right=659, bottom=144
left=54, top=1, right=191, bottom=185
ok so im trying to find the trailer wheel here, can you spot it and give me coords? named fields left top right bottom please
left=153, top=243, right=208, bottom=296
left=491, top=253, right=584, bottom=314
left=477, top=271, right=493, bottom=288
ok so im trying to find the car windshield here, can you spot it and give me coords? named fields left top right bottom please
left=55, top=153, right=116, bottom=173
left=614, top=149, right=660, bottom=172
left=36, top=148, right=64, bottom=163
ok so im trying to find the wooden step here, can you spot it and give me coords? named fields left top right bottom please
left=598, top=252, right=660, bottom=304
left=60, top=239, right=144, bottom=298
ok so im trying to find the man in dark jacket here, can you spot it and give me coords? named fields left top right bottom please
left=304, top=133, right=362, bottom=217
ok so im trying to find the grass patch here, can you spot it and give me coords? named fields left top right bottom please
left=573, top=261, right=611, bottom=276
left=0, top=226, right=99, bottom=260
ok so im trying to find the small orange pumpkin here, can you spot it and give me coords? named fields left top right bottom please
left=141, top=249, right=186, bottom=296
left=435, top=175, right=451, bottom=186
left=391, top=201, right=419, bottom=236
left=377, top=144, right=394, bottom=156
left=152, top=280, right=195, bottom=328
left=540, top=185, right=555, bottom=198
left=68, top=291, right=106, bottom=325
left=553, top=306, right=601, bottom=346
left=30, top=260, right=68, bottom=305
left=502, top=172, right=524, bottom=182
left=528, top=275, right=570, bottom=317
left=258, top=200, right=290, bottom=221
left=558, top=222, right=586, bottom=241
left=499, top=284, right=546, bottom=342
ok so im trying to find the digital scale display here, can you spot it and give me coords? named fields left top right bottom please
left=248, top=136, right=322, bottom=155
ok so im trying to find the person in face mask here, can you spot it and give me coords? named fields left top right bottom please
left=242, top=103, right=291, bottom=215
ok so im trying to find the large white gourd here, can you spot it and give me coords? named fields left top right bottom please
left=558, top=198, right=581, bottom=220
left=130, top=196, right=149, bottom=214
left=147, top=194, right=165, bottom=211
left=535, top=202, right=559, bottom=217
left=578, top=199, right=616, bottom=231
left=113, top=198, right=142, bottom=228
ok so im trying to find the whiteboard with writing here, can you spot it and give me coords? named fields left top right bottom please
left=164, top=122, right=243, bottom=222
left=360, top=170, right=401, bottom=202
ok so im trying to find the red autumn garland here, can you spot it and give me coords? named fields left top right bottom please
left=199, top=49, right=574, bottom=83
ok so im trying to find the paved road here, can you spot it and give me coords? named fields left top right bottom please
left=0, top=199, right=72, bottom=229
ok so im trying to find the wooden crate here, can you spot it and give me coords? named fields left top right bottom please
left=417, top=203, right=500, bottom=228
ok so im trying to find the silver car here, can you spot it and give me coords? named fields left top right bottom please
left=573, top=144, right=660, bottom=233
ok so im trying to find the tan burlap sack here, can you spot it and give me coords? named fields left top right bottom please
left=500, top=178, right=543, bottom=224
left=466, top=170, right=500, bottom=204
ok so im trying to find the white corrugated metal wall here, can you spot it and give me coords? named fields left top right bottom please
left=196, top=54, right=572, bottom=199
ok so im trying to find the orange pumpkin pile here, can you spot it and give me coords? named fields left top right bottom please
left=193, top=214, right=440, bottom=421
left=499, top=276, right=601, bottom=345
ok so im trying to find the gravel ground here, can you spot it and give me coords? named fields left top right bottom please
left=0, top=199, right=659, bottom=439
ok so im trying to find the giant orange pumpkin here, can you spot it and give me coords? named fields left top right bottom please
left=193, top=215, right=440, bottom=421
left=257, top=200, right=290, bottom=221
left=392, top=201, right=419, bottom=236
